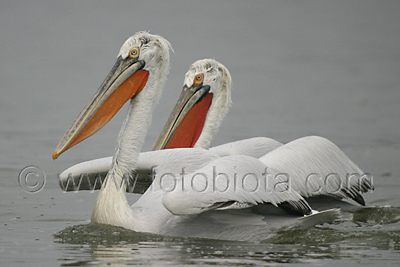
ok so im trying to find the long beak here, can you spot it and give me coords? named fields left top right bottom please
left=53, top=57, right=149, bottom=160
left=151, top=83, right=212, bottom=150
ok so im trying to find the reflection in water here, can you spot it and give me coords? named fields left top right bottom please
left=54, top=206, right=400, bottom=266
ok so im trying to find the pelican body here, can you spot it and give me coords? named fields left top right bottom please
left=53, top=33, right=344, bottom=241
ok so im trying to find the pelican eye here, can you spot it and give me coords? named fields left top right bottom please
left=193, top=74, right=204, bottom=85
left=129, top=47, right=139, bottom=58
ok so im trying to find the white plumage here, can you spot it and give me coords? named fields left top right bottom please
left=54, top=39, right=372, bottom=241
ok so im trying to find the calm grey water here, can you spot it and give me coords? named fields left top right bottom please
left=1, top=1, right=400, bottom=266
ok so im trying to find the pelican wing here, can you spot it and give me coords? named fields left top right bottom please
left=161, top=155, right=312, bottom=216
left=58, top=137, right=282, bottom=192
left=209, top=137, right=283, bottom=158
left=58, top=157, right=111, bottom=192
left=58, top=148, right=221, bottom=193
left=258, top=136, right=374, bottom=204
left=58, top=156, right=156, bottom=193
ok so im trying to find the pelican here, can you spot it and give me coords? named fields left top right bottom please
left=54, top=32, right=336, bottom=241
left=58, top=59, right=373, bottom=208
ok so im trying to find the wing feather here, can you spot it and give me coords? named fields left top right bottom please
left=259, top=136, right=373, bottom=204
left=162, top=155, right=312, bottom=216
left=210, top=137, right=282, bottom=158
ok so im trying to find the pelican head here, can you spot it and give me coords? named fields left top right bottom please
left=152, top=59, right=232, bottom=150
left=53, top=32, right=171, bottom=160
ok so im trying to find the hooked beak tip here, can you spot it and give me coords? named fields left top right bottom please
left=52, top=150, right=59, bottom=160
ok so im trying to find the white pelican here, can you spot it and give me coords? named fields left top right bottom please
left=54, top=32, right=333, bottom=241
left=58, top=59, right=373, bottom=208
